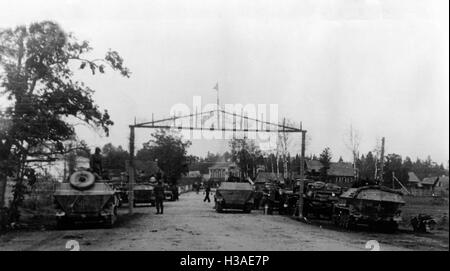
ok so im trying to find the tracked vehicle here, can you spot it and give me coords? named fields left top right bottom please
left=53, top=170, right=119, bottom=228
left=332, top=185, right=405, bottom=232
left=214, top=181, right=254, bottom=213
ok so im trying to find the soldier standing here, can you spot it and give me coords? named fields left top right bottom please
left=203, top=182, right=211, bottom=202
left=154, top=180, right=165, bottom=214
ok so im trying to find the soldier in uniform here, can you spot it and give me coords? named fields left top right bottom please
left=154, top=179, right=165, bottom=214
left=203, top=182, right=211, bottom=202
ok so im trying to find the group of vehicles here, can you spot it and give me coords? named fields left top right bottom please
left=213, top=176, right=406, bottom=232
left=54, top=168, right=407, bottom=232
left=53, top=170, right=177, bottom=228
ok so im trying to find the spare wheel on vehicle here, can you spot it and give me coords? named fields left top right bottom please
left=69, top=170, right=95, bottom=190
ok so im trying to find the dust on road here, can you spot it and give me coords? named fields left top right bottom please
left=0, top=192, right=447, bottom=251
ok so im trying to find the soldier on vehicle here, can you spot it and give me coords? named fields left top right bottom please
left=154, top=179, right=165, bottom=214
left=90, top=147, right=103, bottom=179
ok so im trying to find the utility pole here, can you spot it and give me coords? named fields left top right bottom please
left=282, top=118, right=288, bottom=179
left=297, top=127, right=306, bottom=219
left=379, top=137, right=385, bottom=185
left=276, top=152, right=279, bottom=176
left=128, top=125, right=135, bottom=214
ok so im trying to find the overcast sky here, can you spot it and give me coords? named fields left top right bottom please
left=1, top=0, right=448, bottom=164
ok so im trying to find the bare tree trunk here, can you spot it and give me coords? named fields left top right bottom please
left=0, top=175, right=6, bottom=229
left=0, top=174, right=6, bottom=209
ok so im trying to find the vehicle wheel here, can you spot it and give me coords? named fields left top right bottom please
left=243, top=204, right=252, bottom=213
left=105, top=207, right=117, bottom=228
left=215, top=202, right=223, bottom=213
left=332, top=215, right=339, bottom=226
left=69, top=171, right=95, bottom=190
left=340, top=213, right=350, bottom=229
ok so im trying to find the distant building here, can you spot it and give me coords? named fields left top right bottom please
left=435, top=176, right=449, bottom=194
left=327, top=162, right=355, bottom=186
left=187, top=171, right=202, bottom=178
left=254, top=172, right=284, bottom=184
left=305, top=160, right=324, bottom=179
left=208, top=162, right=239, bottom=181
left=304, top=160, right=355, bottom=187
left=407, top=172, right=421, bottom=187
left=408, top=173, right=449, bottom=196
left=421, top=176, right=440, bottom=190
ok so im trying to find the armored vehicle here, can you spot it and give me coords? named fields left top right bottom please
left=214, top=182, right=254, bottom=213
left=53, top=170, right=119, bottom=228
left=332, top=185, right=405, bottom=231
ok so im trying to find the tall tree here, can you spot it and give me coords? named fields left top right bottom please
left=0, top=21, right=129, bottom=224
left=229, top=136, right=261, bottom=179
left=382, top=154, right=405, bottom=188
left=359, top=151, right=376, bottom=181
left=319, top=147, right=332, bottom=181
left=102, top=143, right=129, bottom=172
left=137, top=129, right=191, bottom=184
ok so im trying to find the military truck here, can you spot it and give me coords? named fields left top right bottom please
left=133, top=183, right=156, bottom=207
left=164, top=184, right=175, bottom=201
left=214, top=182, right=254, bottom=213
left=53, top=170, right=119, bottom=228
left=303, top=181, right=342, bottom=219
left=332, top=185, right=405, bottom=232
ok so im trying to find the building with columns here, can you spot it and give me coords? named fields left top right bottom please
left=208, top=162, right=239, bottom=181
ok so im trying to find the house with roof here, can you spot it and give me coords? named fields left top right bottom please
left=408, top=173, right=449, bottom=196
left=305, top=160, right=324, bottom=179
left=407, top=172, right=421, bottom=187
left=254, top=172, right=285, bottom=184
left=208, top=162, right=239, bottom=182
left=434, top=176, right=449, bottom=195
left=327, top=162, right=355, bottom=187
left=187, top=171, right=202, bottom=178
left=421, top=176, right=440, bottom=190
left=304, top=160, right=356, bottom=187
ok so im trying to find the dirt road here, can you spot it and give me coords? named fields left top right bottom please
left=0, top=192, right=447, bottom=251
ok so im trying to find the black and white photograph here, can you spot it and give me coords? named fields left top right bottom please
left=0, top=0, right=448, bottom=254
